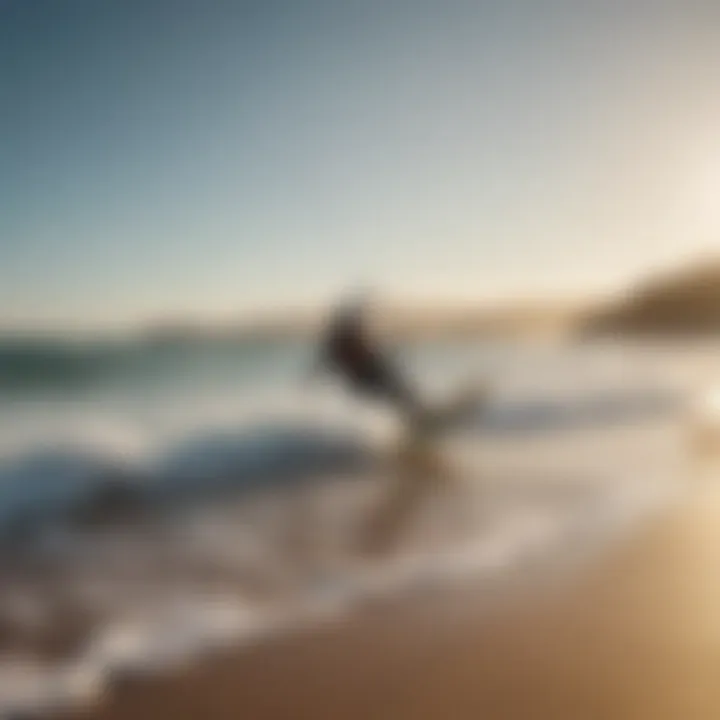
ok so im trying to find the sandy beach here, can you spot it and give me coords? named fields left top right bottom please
left=60, top=477, right=720, bottom=720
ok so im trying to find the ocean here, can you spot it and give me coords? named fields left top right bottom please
left=0, top=334, right=708, bottom=715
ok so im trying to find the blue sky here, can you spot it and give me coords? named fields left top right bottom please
left=2, top=0, right=720, bottom=329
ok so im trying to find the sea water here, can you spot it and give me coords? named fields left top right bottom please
left=0, top=334, right=707, bottom=715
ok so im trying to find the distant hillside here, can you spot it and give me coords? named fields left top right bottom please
left=584, top=258, right=720, bottom=335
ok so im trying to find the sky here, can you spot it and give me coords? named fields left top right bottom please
left=3, top=0, right=720, bottom=330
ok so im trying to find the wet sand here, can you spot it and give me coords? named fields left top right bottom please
left=69, top=483, right=720, bottom=720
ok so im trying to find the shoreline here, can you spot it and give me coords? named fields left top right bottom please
left=60, top=483, right=719, bottom=720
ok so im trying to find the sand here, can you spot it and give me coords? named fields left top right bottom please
left=66, top=482, right=720, bottom=720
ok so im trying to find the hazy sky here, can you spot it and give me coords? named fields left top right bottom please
left=3, top=0, right=720, bottom=329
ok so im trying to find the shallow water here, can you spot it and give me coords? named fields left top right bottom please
left=0, top=336, right=709, bottom=716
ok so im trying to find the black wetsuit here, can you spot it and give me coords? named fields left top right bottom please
left=319, top=308, right=419, bottom=420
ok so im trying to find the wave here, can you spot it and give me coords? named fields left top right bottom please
left=0, top=339, right=125, bottom=391
left=0, top=336, right=299, bottom=395
left=0, top=386, right=683, bottom=544
left=480, top=389, right=681, bottom=435
left=0, top=422, right=373, bottom=541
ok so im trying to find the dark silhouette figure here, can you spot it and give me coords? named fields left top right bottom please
left=314, top=296, right=422, bottom=425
